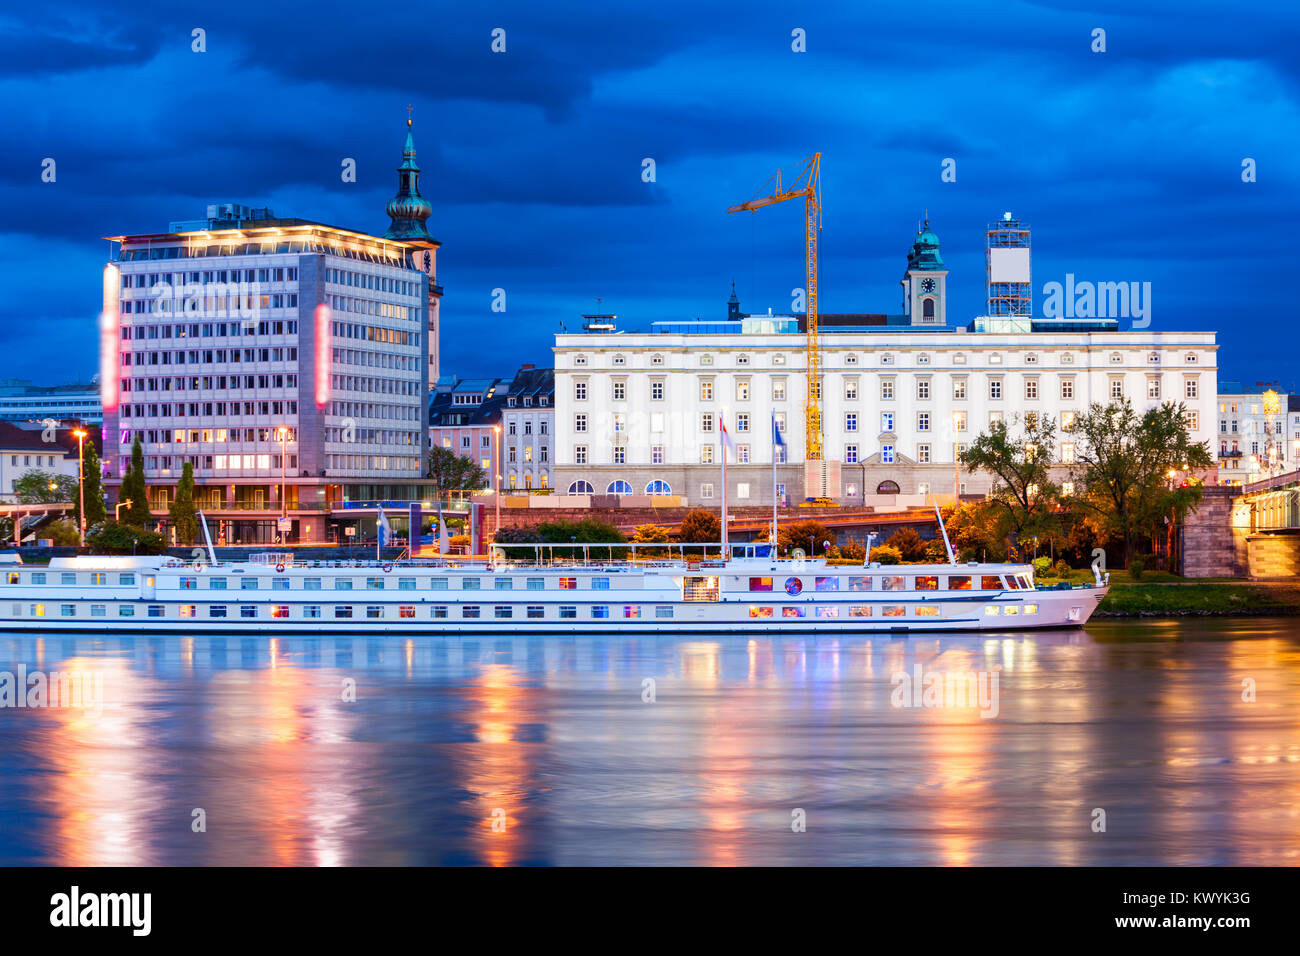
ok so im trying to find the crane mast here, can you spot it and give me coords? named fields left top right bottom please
left=727, top=153, right=823, bottom=463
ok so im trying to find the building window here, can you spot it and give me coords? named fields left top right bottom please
left=1110, top=379, right=1124, bottom=399
left=845, top=380, right=858, bottom=400
left=881, top=412, right=894, bottom=432
left=773, top=381, right=786, bottom=401
left=1147, top=378, right=1161, bottom=399
left=700, top=380, right=714, bottom=401
left=1061, top=378, right=1074, bottom=400
left=575, top=381, right=587, bottom=400
left=701, top=445, right=714, bottom=464
left=845, top=413, right=858, bottom=432
left=574, top=414, right=587, bottom=432
left=954, top=411, right=967, bottom=432
left=736, top=380, right=750, bottom=401
left=918, top=444, right=931, bottom=464
left=612, top=381, right=626, bottom=400
left=881, top=380, right=895, bottom=400
left=1061, top=442, right=1075, bottom=463
left=701, top=413, right=714, bottom=432
left=574, top=445, right=587, bottom=465
left=1025, top=379, right=1038, bottom=400
left=917, top=412, right=930, bottom=432
left=989, top=379, right=1002, bottom=400
left=881, top=445, right=895, bottom=464
left=651, top=381, right=664, bottom=400
left=845, top=444, right=858, bottom=464
left=917, top=379, right=930, bottom=400
left=1185, top=378, right=1198, bottom=399
left=700, top=482, right=714, bottom=499
left=953, top=379, right=967, bottom=400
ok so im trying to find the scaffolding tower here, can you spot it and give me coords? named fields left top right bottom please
left=986, top=212, right=1032, bottom=317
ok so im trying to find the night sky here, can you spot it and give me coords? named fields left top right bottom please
left=5, top=1, right=1296, bottom=389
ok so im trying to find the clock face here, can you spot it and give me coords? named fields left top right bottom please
left=920, top=278, right=936, bottom=293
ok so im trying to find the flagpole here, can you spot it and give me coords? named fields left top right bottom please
left=772, top=423, right=778, bottom=549
left=720, top=416, right=729, bottom=560
left=376, top=509, right=381, bottom=561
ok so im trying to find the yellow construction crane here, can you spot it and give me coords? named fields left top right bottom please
left=727, top=152, right=823, bottom=462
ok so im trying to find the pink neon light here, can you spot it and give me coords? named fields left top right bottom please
left=101, top=265, right=120, bottom=412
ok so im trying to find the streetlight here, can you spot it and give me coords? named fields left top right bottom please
left=72, top=428, right=87, bottom=547
left=276, top=426, right=289, bottom=538
left=493, top=425, right=502, bottom=536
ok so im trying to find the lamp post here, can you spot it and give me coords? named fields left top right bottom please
left=276, top=426, right=289, bottom=534
left=72, top=428, right=87, bottom=547
left=493, top=425, right=502, bottom=536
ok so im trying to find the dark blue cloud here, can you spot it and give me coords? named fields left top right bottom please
left=1, top=0, right=1296, bottom=389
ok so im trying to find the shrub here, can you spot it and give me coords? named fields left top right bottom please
left=86, top=521, right=167, bottom=555
left=1128, top=556, right=1146, bottom=580
left=1032, top=556, right=1052, bottom=577
left=869, top=545, right=903, bottom=565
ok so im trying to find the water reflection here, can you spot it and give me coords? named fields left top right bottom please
left=1, top=621, right=1298, bottom=865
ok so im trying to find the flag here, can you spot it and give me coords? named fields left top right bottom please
left=772, top=413, right=786, bottom=449
left=377, top=509, right=392, bottom=548
left=720, top=415, right=737, bottom=458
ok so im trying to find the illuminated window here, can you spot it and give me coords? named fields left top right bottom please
left=272, top=605, right=290, bottom=618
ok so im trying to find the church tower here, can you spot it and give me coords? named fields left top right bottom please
left=384, top=111, right=442, bottom=386
left=900, top=218, right=948, bottom=327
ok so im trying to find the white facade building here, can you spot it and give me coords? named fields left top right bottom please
left=1215, top=384, right=1292, bottom=485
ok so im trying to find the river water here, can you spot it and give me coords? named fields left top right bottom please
left=1, top=619, right=1297, bottom=866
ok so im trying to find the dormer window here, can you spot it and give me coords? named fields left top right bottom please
left=1147, top=351, right=1160, bottom=364
left=881, top=353, right=895, bottom=365
left=845, top=353, right=858, bottom=365
left=989, top=353, right=1002, bottom=365
left=1185, top=352, right=1199, bottom=364
left=1109, top=352, right=1123, bottom=364
left=507, top=397, right=516, bottom=407
left=917, top=353, right=931, bottom=365
left=700, top=354, right=714, bottom=366
left=1025, top=353, right=1038, bottom=365
left=651, top=353, right=664, bottom=366
left=773, top=354, right=786, bottom=365
left=612, top=354, right=626, bottom=366
left=1061, top=352, right=1075, bottom=364
left=574, top=354, right=588, bottom=367
left=737, top=354, right=750, bottom=365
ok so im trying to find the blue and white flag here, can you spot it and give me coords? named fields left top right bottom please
left=377, top=509, right=392, bottom=547
left=772, top=412, right=786, bottom=449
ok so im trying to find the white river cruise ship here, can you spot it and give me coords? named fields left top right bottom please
left=0, top=545, right=1109, bottom=634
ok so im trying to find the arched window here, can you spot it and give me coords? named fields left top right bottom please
left=606, top=480, right=633, bottom=495
left=567, top=480, right=594, bottom=495
left=922, top=298, right=935, bottom=320
left=645, top=479, right=672, bottom=496
left=876, top=480, right=901, bottom=494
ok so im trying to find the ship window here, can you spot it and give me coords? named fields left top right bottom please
left=367, top=606, right=384, bottom=618
left=61, top=604, right=76, bottom=617
left=1004, top=605, right=1020, bottom=615
left=915, top=576, right=938, bottom=591
left=749, top=577, right=773, bottom=591
left=881, top=575, right=906, bottom=591
left=527, top=578, right=545, bottom=591
left=623, top=605, right=640, bottom=618
left=494, top=606, right=512, bottom=619
left=272, top=606, right=290, bottom=618
left=655, top=606, right=673, bottom=619
left=559, top=577, right=577, bottom=590
left=849, top=606, right=872, bottom=617
left=241, top=577, right=258, bottom=590
left=981, top=576, right=1003, bottom=590
left=91, top=573, right=107, bottom=585
left=684, top=577, right=720, bottom=602
left=209, top=577, right=227, bottom=589
left=366, top=577, right=384, bottom=590
left=433, top=606, right=449, bottom=618
left=782, top=607, right=806, bottom=618
left=273, top=578, right=290, bottom=590
left=592, top=578, right=610, bottom=590
left=984, top=606, right=1001, bottom=615
left=495, top=577, right=513, bottom=590
left=1005, top=576, right=1021, bottom=590
left=848, top=576, right=872, bottom=591
left=304, top=606, right=322, bottom=618
left=398, top=606, right=415, bottom=618
left=462, top=578, right=481, bottom=590
left=91, top=604, right=106, bottom=616
left=430, top=578, right=448, bottom=590
left=1023, top=604, right=1039, bottom=615
left=335, top=578, right=353, bottom=590
left=1018, top=574, right=1034, bottom=589
left=947, top=575, right=972, bottom=590
left=462, top=606, right=480, bottom=618
left=815, top=576, right=839, bottom=591
left=559, top=606, right=577, bottom=618
left=240, top=605, right=257, bottom=618
left=62, top=573, right=76, bottom=585
left=120, top=573, right=136, bottom=585
left=119, top=605, right=134, bottom=617
left=816, top=606, right=839, bottom=618
left=335, top=606, right=353, bottom=618
left=399, top=578, right=416, bottom=590
left=591, top=606, right=610, bottom=619
left=30, top=573, right=46, bottom=585
left=148, top=605, right=165, bottom=617
left=304, top=578, right=322, bottom=590
left=527, top=606, right=545, bottom=619
left=915, top=606, right=940, bottom=617
left=749, top=606, right=774, bottom=618
left=6, top=573, right=19, bottom=585
left=882, top=606, right=906, bottom=617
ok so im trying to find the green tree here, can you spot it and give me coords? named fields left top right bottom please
left=120, top=436, right=152, bottom=528
left=961, top=414, right=1060, bottom=551
left=86, top=521, right=167, bottom=555
left=535, top=517, right=626, bottom=559
left=777, top=519, right=836, bottom=557
left=1070, top=399, right=1214, bottom=565
left=426, top=446, right=487, bottom=493
left=77, top=441, right=107, bottom=529
left=883, top=526, right=928, bottom=561
left=946, top=499, right=1011, bottom=563
left=169, top=461, right=199, bottom=545
left=678, top=509, right=720, bottom=550
left=41, top=519, right=80, bottom=546
left=13, top=470, right=77, bottom=504
left=631, top=523, right=672, bottom=557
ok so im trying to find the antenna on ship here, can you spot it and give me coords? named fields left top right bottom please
left=933, top=503, right=957, bottom=565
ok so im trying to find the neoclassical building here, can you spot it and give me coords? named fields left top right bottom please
left=552, top=221, right=1218, bottom=505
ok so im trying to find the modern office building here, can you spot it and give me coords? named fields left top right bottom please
left=552, top=219, right=1219, bottom=504
left=0, top=379, right=102, bottom=425
left=100, top=122, right=440, bottom=543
